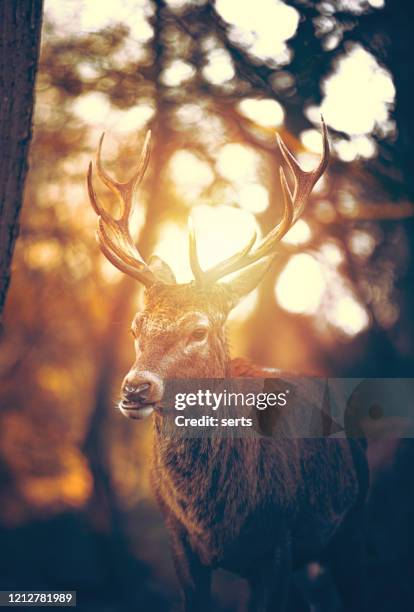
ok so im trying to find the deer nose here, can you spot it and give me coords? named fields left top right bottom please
left=124, top=382, right=150, bottom=400
left=122, top=370, right=164, bottom=405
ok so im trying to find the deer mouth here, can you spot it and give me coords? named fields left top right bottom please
left=118, top=399, right=155, bottom=420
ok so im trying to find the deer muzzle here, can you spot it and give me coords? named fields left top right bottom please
left=119, top=370, right=164, bottom=420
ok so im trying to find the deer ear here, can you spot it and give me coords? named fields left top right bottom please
left=221, top=256, right=274, bottom=307
left=148, top=255, right=177, bottom=284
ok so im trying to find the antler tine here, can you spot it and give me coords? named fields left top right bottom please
left=87, top=162, right=114, bottom=226
left=189, top=217, right=258, bottom=287
left=191, top=120, right=329, bottom=285
left=96, top=220, right=155, bottom=284
left=97, top=216, right=147, bottom=270
left=249, top=166, right=295, bottom=260
left=277, top=117, right=329, bottom=222
left=188, top=217, right=204, bottom=284
left=87, top=130, right=157, bottom=287
left=211, top=230, right=257, bottom=273
left=194, top=157, right=297, bottom=285
left=96, top=130, right=152, bottom=224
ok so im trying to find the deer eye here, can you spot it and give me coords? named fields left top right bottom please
left=190, top=326, right=208, bottom=342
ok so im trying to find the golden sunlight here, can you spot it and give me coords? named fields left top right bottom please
left=237, top=183, right=269, bottom=214
left=275, top=254, right=326, bottom=315
left=275, top=252, right=369, bottom=338
left=216, top=144, right=260, bottom=182
left=73, top=93, right=154, bottom=132
left=24, top=240, right=62, bottom=271
left=191, top=205, right=261, bottom=270
left=43, top=0, right=384, bottom=346
left=152, top=206, right=261, bottom=283
left=229, top=289, right=259, bottom=322
left=153, top=222, right=191, bottom=282
left=169, top=150, right=214, bottom=200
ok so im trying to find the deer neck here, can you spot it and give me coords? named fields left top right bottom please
left=151, top=411, right=259, bottom=540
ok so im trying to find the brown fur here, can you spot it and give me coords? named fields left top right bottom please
left=121, top=281, right=369, bottom=612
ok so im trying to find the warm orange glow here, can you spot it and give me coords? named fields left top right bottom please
left=20, top=449, right=93, bottom=509
left=24, top=240, right=62, bottom=271
left=1, top=0, right=406, bottom=583
left=41, top=1, right=393, bottom=345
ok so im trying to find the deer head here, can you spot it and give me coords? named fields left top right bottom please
left=87, top=122, right=329, bottom=419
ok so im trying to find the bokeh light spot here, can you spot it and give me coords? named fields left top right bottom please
left=328, top=295, right=369, bottom=336
left=152, top=206, right=261, bottom=283
left=216, top=0, right=298, bottom=62
left=216, top=144, right=259, bottom=181
left=237, top=183, right=269, bottom=213
left=169, top=150, right=214, bottom=199
left=161, top=59, right=195, bottom=87
left=191, top=205, right=261, bottom=272
left=275, top=254, right=326, bottom=314
left=202, top=48, right=235, bottom=85
left=282, top=220, right=311, bottom=246
left=321, top=45, right=395, bottom=136
left=238, top=98, right=284, bottom=127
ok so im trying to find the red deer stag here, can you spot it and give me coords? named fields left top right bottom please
left=87, top=122, right=368, bottom=612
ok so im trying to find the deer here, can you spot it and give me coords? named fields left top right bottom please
left=87, top=121, right=369, bottom=612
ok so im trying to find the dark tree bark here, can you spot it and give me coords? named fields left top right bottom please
left=0, top=0, right=43, bottom=318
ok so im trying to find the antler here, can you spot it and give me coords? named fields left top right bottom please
left=189, top=119, right=330, bottom=285
left=88, top=122, right=329, bottom=289
left=87, top=130, right=157, bottom=287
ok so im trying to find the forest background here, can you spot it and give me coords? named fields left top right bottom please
left=1, top=1, right=413, bottom=610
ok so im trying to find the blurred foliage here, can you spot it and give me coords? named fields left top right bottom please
left=1, top=0, right=414, bottom=608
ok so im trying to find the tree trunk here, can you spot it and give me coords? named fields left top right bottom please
left=0, top=0, right=43, bottom=318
